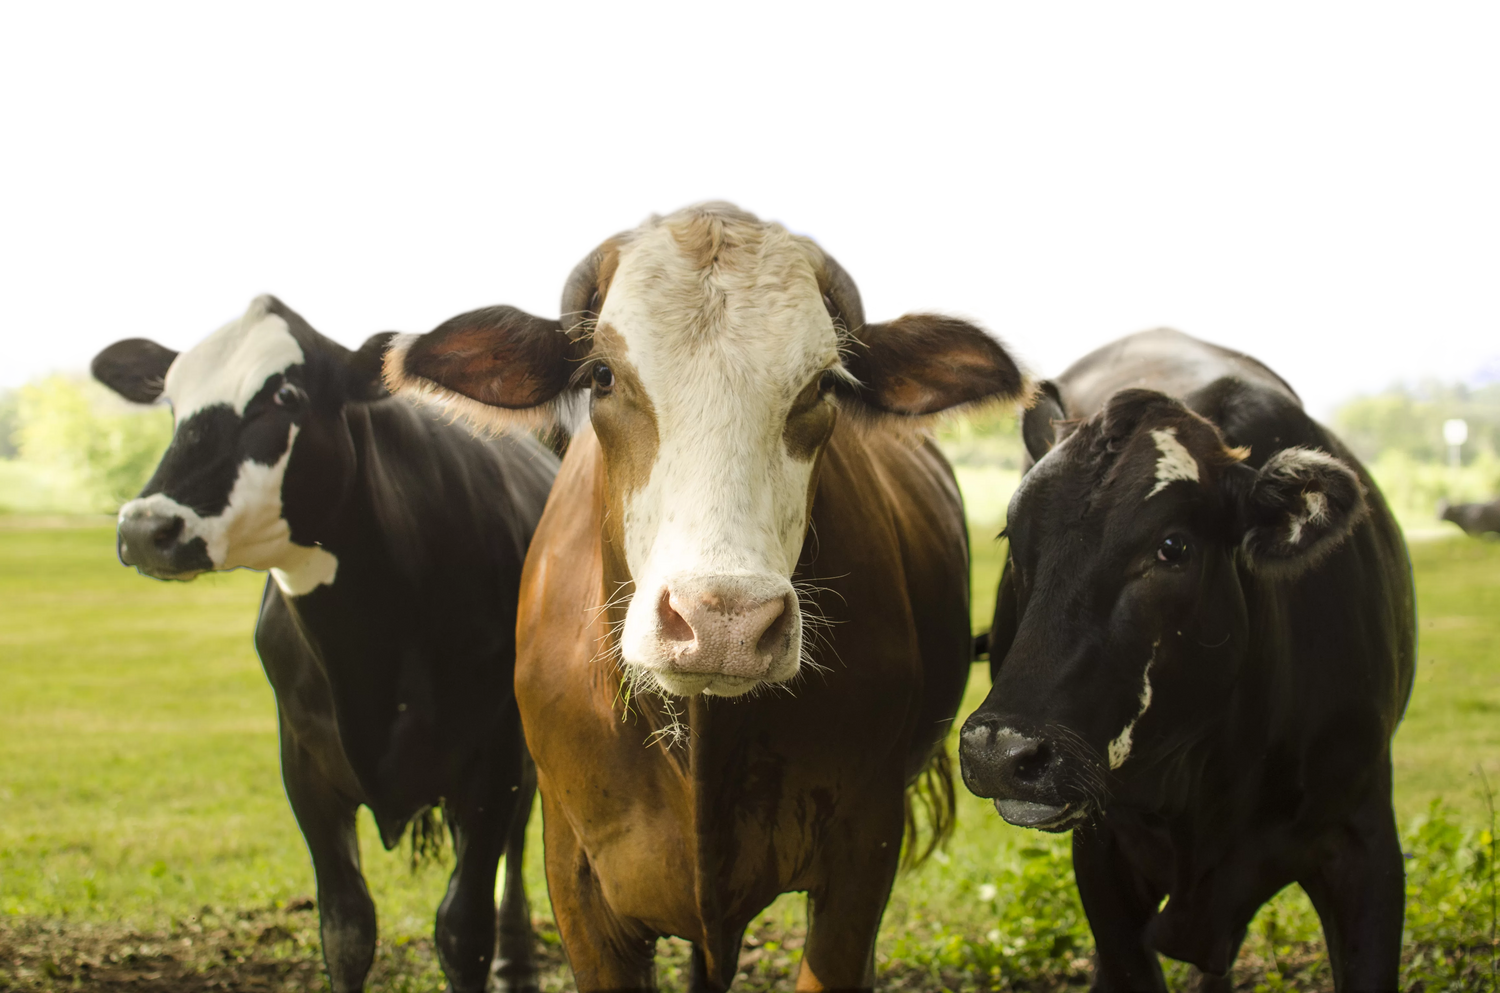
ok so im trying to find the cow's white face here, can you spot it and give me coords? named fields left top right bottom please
left=105, top=296, right=338, bottom=596
left=388, top=202, right=1028, bottom=699
left=596, top=221, right=841, bottom=696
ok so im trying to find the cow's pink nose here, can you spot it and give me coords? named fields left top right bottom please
left=657, top=588, right=795, bottom=677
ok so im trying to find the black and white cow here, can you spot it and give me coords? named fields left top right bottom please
left=960, top=329, right=1416, bottom=991
left=92, top=295, right=557, bottom=993
left=1439, top=496, right=1500, bottom=537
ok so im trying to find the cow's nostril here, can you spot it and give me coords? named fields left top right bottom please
left=659, top=589, right=695, bottom=644
left=151, top=516, right=184, bottom=549
left=754, top=595, right=792, bottom=656
left=1012, top=740, right=1053, bottom=784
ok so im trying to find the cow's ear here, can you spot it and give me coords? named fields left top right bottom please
left=1232, top=447, right=1367, bottom=577
left=92, top=338, right=178, bottom=404
left=839, top=314, right=1026, bottom=417
left=384, top=305, right=583, bottom=433
left=345, top=332, right=395, bottom=403
left=822, top=253, right=1044, bottom=420
left=1021, top=380, right=1066, bottom=463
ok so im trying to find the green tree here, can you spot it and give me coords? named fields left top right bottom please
left=13, top=376, right=172, bottom=512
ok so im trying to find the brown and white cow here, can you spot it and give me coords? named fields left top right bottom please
left=385, top=203, right=1025, bottom=990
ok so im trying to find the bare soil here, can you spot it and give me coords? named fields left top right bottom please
left=0, top=905, right=1341, bottom=992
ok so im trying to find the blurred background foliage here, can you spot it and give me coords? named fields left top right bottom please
left=0, top=373, right=1497, bottom=531
left=0, top=377, right=172, bottom=515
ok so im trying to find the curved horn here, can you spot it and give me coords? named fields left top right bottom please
left=817, top=250, right=866, bottom=335
left=560, top=235, right=629, bottom=337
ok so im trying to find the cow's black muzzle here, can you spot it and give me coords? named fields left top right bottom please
left=117, top=510, right=212, bottom=580
left=959, top=716, right=1084, bottom=832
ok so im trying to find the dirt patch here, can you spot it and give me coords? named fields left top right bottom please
left=0, top=903, right=567, bottom=993
left=0, top=908, right=1341, bottom=992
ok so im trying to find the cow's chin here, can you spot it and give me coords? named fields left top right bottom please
left=133, top=566, right=208, bottom=583
left=630, top=649, right=803, bottom=699
left=994, top=799, right=1090, bottom=833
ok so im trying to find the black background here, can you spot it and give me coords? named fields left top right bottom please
left=5, top=183, right=1482, bottom=396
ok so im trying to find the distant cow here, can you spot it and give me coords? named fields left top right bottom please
left=960, top=329, right=1415, bottom=991
left=386, top=203, right=1026, bottom=990
left=1439, top=497, right=1500, bottom=537
left=93, top=296, right=557, bottom=993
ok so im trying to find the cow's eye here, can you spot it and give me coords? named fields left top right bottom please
left=273, top=383, right=303, bottom=409
left=818, top=370, right=841, bottom=396
left=1157, top=534, right=1191, bottom=564
left=591, top=363, right=614, bottom=393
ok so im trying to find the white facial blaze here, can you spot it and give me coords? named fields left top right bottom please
left=163, top=296, right=304, bottom=421
left=1107, top=638, right=1160, bottom=770
left=604, top=217, right=838, bottom=695
left=1146, top=427, right=1200, bottom=499
left=118, top=424, right=338, bottom=595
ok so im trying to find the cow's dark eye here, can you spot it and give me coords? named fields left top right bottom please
left=273, top=383, right=303, bottom=409
left=1157, top=534, right=1191, bottom=564
left=591, top=363, right=614, bottom=393
left=818, top=370, right=841, bottom=396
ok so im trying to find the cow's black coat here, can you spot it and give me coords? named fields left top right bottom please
left=960, top=329, right=1416, bottom=992
left=94, top=299, right=557, bottom=993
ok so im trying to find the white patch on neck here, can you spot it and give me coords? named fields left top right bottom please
left=1286, top=489, right=1329, bottom=547
left=117, top=424, right=338, bottom=596
left=1107, top=638, right=1159, bottom=770
left=163, top=296, right=304, bottom=421
left=1146, top=428, right=1199, bottom=499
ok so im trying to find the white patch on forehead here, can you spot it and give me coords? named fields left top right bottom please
left=1107, top=638, right=1159, bottom=770
left=1146, top=428, right=1200, bottom=499
left=164, top=296, right=304, bottom=422
left=601, top=211, right=837, bottom=692
left=605, top=220, right=839, bottom=578
left=116, top=425, right=337, bottom=596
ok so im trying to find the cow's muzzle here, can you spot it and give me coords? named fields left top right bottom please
left=625, top=574, right=801, bottom=697
left=959, top=719, right=1086, bottom=832
left=117, top=508, right=212, bottom=580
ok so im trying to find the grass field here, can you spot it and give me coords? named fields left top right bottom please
left=1, top=522, right=1497, bottom=990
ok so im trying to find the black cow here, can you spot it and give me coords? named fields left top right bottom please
left=92, top=295, right=557, bottom=993
left=960, top=329, right=1416, bottom=991
left=1439, top=496, right=1500, bottom=537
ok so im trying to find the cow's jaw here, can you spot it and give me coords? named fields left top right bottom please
left=602, top=220, right=837, bottom=698
left=117, top=426, right=338, bottom=596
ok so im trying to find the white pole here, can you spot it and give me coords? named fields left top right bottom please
left=1443, top=418, right=1469, bottom=469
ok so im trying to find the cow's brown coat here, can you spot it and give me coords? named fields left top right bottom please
left=517, top=419, right=971, bottom=990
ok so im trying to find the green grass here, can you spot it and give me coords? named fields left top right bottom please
left=2, top=523, right=1498, bottom=990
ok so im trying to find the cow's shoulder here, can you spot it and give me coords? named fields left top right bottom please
left=1184, top=376, right=1328, bottom=470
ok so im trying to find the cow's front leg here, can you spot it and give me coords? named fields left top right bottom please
left=541, top=789, right=658, bottom=991
left=493, top=746, right=539, bottom=993
left=795, top=797, right=904, bottom=992
left=279, top=716, right=376, bottom=993
left=437, top=724, right=530, bottom=993
left=1071, top=823, right=1168, bottom=993
left=1298, top=766, right=1404, bottom=993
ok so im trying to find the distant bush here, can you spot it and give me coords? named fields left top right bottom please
left=1335, top=381, right=1500, bottom=465
left=0, top=376, right=171, bottom=514
left=1368, top=450, right=1500, bottom=531
left=935, top=404, right=1026, bottom=471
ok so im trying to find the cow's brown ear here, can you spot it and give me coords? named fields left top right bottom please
left=840, top=315, right=1026, bottom=417
left=92, top=338, right=178, bottom=404
left=1021, top=380, right=1066, bottom=464
left=822, top=249, right=1044, bottom=423
left=384, top=305, right=583, bottom=433
left=1235, top=447, right=1368, bottom=577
